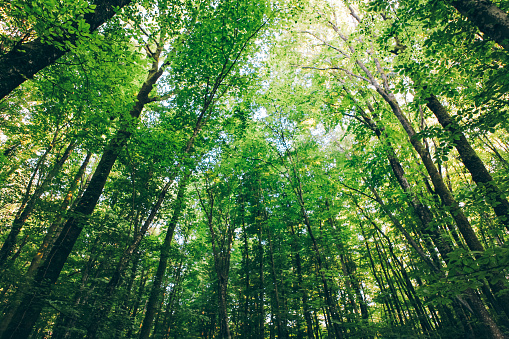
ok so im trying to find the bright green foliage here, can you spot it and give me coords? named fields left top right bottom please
left=1, top=0, right=509, bottom=338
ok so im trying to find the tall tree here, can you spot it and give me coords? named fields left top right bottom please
left=0, top=0, right=132, bottom=99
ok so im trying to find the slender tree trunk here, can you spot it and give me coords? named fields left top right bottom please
left=257, top=223, right=265, bottom=339
left=282, top=149, right=339, bottom=338
left=241, top=209, right=251, bottom=338
left=290, top=229, right=315, bottom=339
left=374, top=95, right=506, bottom=338
left=370, top=63, right=484, bottom=254
left=86, top=179, right=174, bottom=339
left=217, top=273, right=232, bottom=339
left=481, top=135, right=509, bottom=169
left=0, top=139, right=76, bottom=266
left=362, top=206, right=433, bottom=334
left=51, top=234, right=104, bottom=339
left=0, top=153, right=90, bottom=338
left=324, top=200, right=369, bottom=322
left=343, top=87, right=449, bottom=265
left=160, top=258, right=185, bottom=339
left=0, top=46, right=164, bottom=339
left=27, top=152, right=91, bottom=276
left=125, top=268, right=148, bottom=339
left=368, top=186, right=439, bottom=272
left=426, top=93, right=509, bottom=230
left=267, top=227, right=286, bottom=339
left=138, top=175, right=189, bottom=339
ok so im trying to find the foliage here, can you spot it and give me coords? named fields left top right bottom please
left=1, top=0, right=509, bottom=338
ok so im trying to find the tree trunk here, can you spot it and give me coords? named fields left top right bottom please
left=450, top=0, right=509, bottom=50
left=0, top=152, right=90, bottom=338
left=362, top=206, right=433, bottom=335
left=138, top=175, right=189, bottom=339
left=290, top=227, right=315, bottom=339
left=86, top=179, right=174, bottom=339
left=26, top=152, right=91, bottom=277
left=0, top=47, right=164, bottom=339
left=426, top=93, right=509, bottom=230
left=267, top=227, right=287, bottom=339
left=257, top=223, right=265, bottom=339
left=343, top=87, right=449, bottom=265
left=378, top=84, right=484, bottom=253
left=160, top=257, right=186, bottom=339
left=241, top=208, right=251, bottom=338
left=0, top=0, right=132, bottom=99
left=0, top=138, right=75, bottom=267
left=125, top=268, right=148, bottom=339
left=51, top=234, right=104, bottom=339
left=325, top=200, right=369, bottom=323
left=371, top=64, right=509, bottom=337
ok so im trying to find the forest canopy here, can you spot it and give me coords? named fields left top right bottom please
left=1, top=0, right=509, bottom=338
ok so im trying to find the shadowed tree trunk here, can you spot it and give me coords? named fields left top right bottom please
left=196, top=179, right=235, bottom=339
left=290, top=225, right=315, bottom=339
left=450, top=0, right=509, bottom=50
left=86, top=177, right=175, bottom=339
left=425, top=93, right=509, bottom=230
left=0, top=152, right=90, bottom=338
left=26, top=152, right=92, bottom=277
left=137, top=175, right=189, bottom=339
left=0, top=0, right=132, bottom=100
left=267, top=225, right=287, bottom=339
left=0, top=43, right=165, bottom=339
left=0, top=139, right=77, bottom=267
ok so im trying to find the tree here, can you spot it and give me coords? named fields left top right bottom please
left=1, top=0, right=508, bottom=338
left=0, top=0, right=132, bottom=99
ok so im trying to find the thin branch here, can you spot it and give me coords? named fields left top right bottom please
left=297, top=30, right=350, bottom=57
left=295, top=64, right=370, bottom=82
left=147, top=89, right=179, bottom=103
left=348, top=5, right=361, bottom=23
left=338, top=182, right=376, bottom=201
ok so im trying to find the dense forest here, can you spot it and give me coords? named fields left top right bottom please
left=1, top=0, right=509, bottom=338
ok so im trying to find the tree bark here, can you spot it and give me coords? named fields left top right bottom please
left=0, top=46, right=164, bottom=339
left=137, top=175, right=189, bottom=339
left=0, top=139, right=76, bottom=267
left=86, top=179, right=174, bottom=339
left=0, top=0, right=132, bottom=100
left=426, top=93, right=509, bottom=230
left=450, top=0, right=509, bottom=50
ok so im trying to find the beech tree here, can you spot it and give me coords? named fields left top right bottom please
left=1, top=0, right=508, bottom=338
